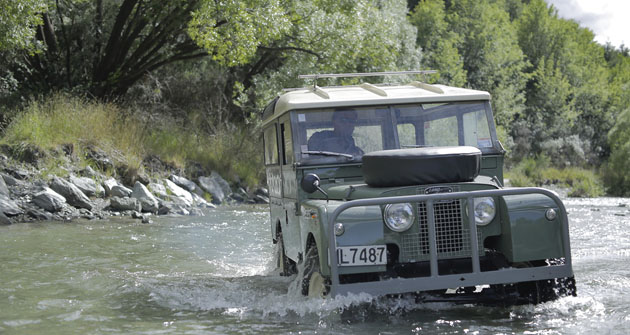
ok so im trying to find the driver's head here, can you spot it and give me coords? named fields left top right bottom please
left=332, top=109, right=358, bottom=135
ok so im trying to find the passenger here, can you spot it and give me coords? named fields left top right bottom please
left=307, top=110, right=364, bottom=156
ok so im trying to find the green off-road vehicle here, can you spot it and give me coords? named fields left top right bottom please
left=262, top=72, right=576, bottom=304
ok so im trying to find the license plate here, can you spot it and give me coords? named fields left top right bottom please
left=336, top=245, right=387, bottom=267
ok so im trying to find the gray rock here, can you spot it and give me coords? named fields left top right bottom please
left=1, top=173, right=19, bottom=187
left=102, top=178, right=119, bottom=196
left=0, top=193, right=24, bottom=216
left=170, top=175, right=204, bottom=196
left=7, top=167, right=30, bottom=180
left=131, top=182, right=159, bottom=213
left=198, top=176, right=225, bottom=205
left=50, top=176, right=93, bottom=210
left=33, top=187, right=66, bottom=212
left=189, top=208, right=204, bottom=216
left=254, top=194, right=270, bottom=204
left=81, top=166, right=98, bottom=178
left=0, top=211, right=11, bottom=225
left=141, top=214, right=152, bottom=224
left=191, top=192, right=216, bottom=209
left=164, top=179, right=193, bottom=207
left=158, top=201, right=190, bottom=215
left=230, top=193, right=245, bottom=203
left=109, top=196, right=141, bottom=211
left=255, top=187, right=269, bottom=197
left=27, top=208, right=54, bottom=221
left=148, top=182, right=169, bottom=199
left=0, top=175, right=9, bottom=196
left=70, top=175, right=103, bottom=197
left=111, top=185, right=132, bottom=198
left=210, top=171, right=232, bottom=197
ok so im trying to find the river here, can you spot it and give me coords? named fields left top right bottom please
left=1, top=198, right=629, bottom=334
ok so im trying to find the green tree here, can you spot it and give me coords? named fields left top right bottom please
left=0, top=0, right=47, bottom=52
left=247, top=0, right=422, bottom=109
left=409, top=0, right=467, bottom=87
left=515, top=0, right=611, bottom=165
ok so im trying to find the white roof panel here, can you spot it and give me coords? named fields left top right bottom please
left=264, top=83, right=491, bottom=125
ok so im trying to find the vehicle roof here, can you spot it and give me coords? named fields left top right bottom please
left=262, top=82, right=491, bottom=126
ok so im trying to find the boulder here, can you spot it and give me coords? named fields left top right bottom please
left=69, top=175, right=104, bottom=197
left=191, top=192, right=216, bottom=209
left=148, top=182, right=169, bottom=199
left=230, top=193, right=245, bottom=203
left=1, top=173, right=19, bottom=187
left=198, top=176, right=225, bottom=205
left=0, top=211, right=11, bottom=225
left=254, top=194, right=270, bottom=204
left=164, top=179, right=193, bottom=207
left=0, top=175, right=9, bottom=196
left=131, top=181, right=159, bottom=213
left=210, top=171, right=232, bottom=197
left=102, top=178, right=119, bottom=196
left=189, top=208, right=204, bottom=216
left=109, top=196, right=141, bottom=212
left=255, top=187, right=269, bottom=197
left=170, top=175, right=204, bottom=196
left=33, top=187, right=66, bottom=212
left=0, top=193, right=24, bottom=216
left=158, top=201, right=190, bottom=216
left=27, top=208, right=54, bottom=221
left=50, top=176, right=93, bottom=210
left=111, top=185, right=132, bottom=198
left=80, top=166, right=98, bottom=178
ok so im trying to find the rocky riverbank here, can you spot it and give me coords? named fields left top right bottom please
left=0, top=148, right=269, bottom=225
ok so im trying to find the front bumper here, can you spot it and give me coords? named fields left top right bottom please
left=326, top=187, right=574, bottom=298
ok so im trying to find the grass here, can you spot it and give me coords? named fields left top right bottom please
left=0, top=93, right=265, bottom=188
left=506, top=157, right=604, bottom=197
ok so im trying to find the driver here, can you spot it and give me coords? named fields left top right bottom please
left=307, top=109, right=364, bottom=156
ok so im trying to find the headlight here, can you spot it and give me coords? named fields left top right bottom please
left=473, top=197, right=496, bottom=225
left=384, top=203, right=415, bottom=232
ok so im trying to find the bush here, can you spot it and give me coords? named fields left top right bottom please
left=506, top=157, right=603, bottom=197
left=1, top=94, right=265, bottom=188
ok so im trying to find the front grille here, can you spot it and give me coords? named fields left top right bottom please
left=400, top=197, right=482, bottom=262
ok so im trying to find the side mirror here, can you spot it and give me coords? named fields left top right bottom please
left=301, top=173, right=321, bottom=193
left=301, top=173, right=329, bottom=200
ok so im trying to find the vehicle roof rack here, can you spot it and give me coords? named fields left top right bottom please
left=296, top=70, right=440, bottom=97
left=297, top=70, right=436, bottom=80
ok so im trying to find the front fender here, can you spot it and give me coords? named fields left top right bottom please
left=498, top=193, right=566, bottom=263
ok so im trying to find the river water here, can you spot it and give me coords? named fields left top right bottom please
left=1, top=198, right=629, bottom=334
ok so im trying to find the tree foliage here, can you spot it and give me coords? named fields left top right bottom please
left=0, top=0, right=47, bottom=52
left=2, top=0, right=630, bottom=193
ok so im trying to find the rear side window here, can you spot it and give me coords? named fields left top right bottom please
left=263, top=125, right=278, bottom=165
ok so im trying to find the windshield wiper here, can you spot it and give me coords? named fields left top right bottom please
left=302, top=150, right=354, bottom=159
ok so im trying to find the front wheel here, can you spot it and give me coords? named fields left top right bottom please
left=276, top=233, right=296, bottom=276
left=301, top=244, right=329, bottom=298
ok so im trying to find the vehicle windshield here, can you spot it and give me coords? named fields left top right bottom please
left=293, top=101, right=497, bottom=165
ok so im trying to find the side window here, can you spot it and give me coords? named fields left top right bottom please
left=281, top=122, right=293, bottom=165
left=263, top=125, right=279, bottom=165
left=463, top=109, right=492, bottom=148
left=424, top=116, right=458, bottom=146
left=397, top=123, right=416, bottom=147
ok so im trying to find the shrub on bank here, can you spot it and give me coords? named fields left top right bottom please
left=0, top=94, right=264, bottom=188
left=506, top=157, right=604, bottom=197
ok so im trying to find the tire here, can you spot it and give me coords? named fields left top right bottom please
left=514, top=260, right=577, bottom=304
left=301, top=244, right=329, bottom=298
left=276, top=233, right=296, bottom=276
